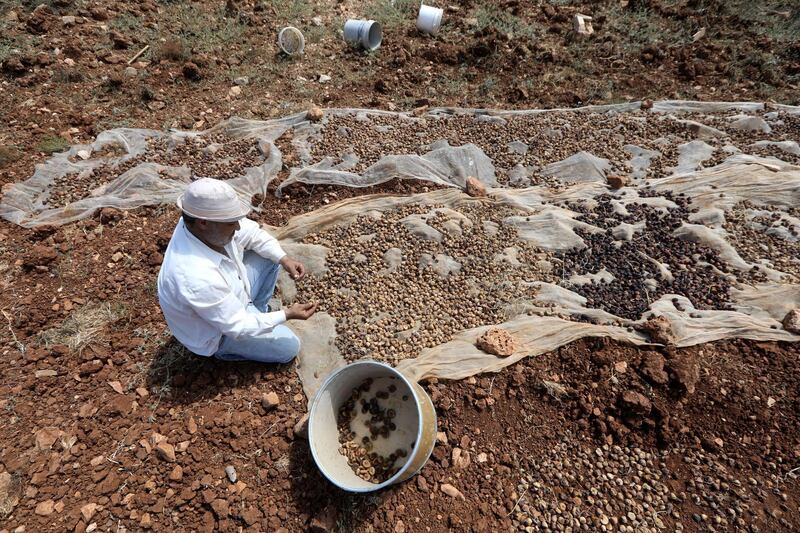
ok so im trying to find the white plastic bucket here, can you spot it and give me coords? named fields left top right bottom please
left=308, top=361, right=437, bottom=492
left=278, top=26, right=305, bottom=56
left=343, top=19, right=383, bottom=51
left=416, top=4, right=443, bottom=35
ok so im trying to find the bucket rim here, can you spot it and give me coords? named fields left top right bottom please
left=308, top=360, right=434, bottom=492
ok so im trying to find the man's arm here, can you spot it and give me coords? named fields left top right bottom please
left=236, top=218, right=286, bottom=264
left=185, top=277, right=286, bottom=339
left=237, top=218, right=307, bottom=280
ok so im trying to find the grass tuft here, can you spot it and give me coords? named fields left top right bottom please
left=36, top=135, right=70, bottom=155
left=474, top=4, right=538, bottom=39
left=365, top=0, right=417, bottom=30
left=38, top=302, right=123, bottom=351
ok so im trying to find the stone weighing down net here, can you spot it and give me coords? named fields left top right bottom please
left=1, top=101, right=798, bottom=400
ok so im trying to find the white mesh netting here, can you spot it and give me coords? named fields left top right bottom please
left=2, top=101, right=798, bottom=399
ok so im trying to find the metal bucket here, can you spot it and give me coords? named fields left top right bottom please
left=308, top=361, right=437, bottom=492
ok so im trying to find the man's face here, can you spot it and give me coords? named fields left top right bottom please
left=197, top=219, right=240, bottom=248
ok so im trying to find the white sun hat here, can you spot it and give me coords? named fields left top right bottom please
left=176, top=178, right=252, bottom=222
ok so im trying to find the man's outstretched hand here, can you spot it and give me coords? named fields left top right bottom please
left=280, top=256, right=307, bottom=281
left=286, top=302, right=318, bottom=320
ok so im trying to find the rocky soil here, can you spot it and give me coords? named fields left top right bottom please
left=0, top=0, right=799, bottom=531
left=0, top=199, right=797, bottom=533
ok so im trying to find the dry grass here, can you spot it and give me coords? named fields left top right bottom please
left=0, top=472, right=22, bottom=518
left=38, top=302, right=122, bottom=352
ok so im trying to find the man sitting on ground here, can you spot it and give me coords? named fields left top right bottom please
left=157, top=178, right=317, bottom=363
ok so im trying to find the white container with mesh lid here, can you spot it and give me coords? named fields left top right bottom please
left=278, top=26, right=305, bottom=56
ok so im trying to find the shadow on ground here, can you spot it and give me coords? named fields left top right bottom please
left=145, top=337, right=295, bottom=405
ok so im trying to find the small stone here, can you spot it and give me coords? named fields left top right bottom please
left=613, top=361, right=628, bottom=374
left=35, top=370, right=57, bottom=378
left=108, top=380, right=124, bottom=394
left=155, top=442, right=175, bottom=462
left=210, top=499, right=229, bottom=519
left=573, top=13, right=593, bottom=35
left=224, top=466, right=237, bottom=483
left=638, top=315, right=674, bottom=345
left=620, top=390, right=652, bottom=417
left=667, top=354, right=700, bottom=395
left=294, top=413, right=309, bottom=439
left=261, top=392, right=280, bottom=411
left=149, top=433, right=167, bottom=447
left=35, top=499, right=55, bottom=516
left=440, top=483, right=465, bottom=500
left=233, top=76, right=249, bottom=86
left=782, top=309, right=800, bottom=334
left=607, top=175, right=627, bottom=189
left=241, top=506, right=262, bottom=526
left=309, top=504, right=338, bottom=532
left=140, top=513, right=152, bottom=529
left=476, top=328, right=516, bottom=357
left=639, top=352, right=668, bottom=385
left=465, top=176, right=487, bottom=197
left=168, top=465, right=183, bottom=481
left=767, top=397, right=776, bottom=408
left=76, top=150, right=91, bottom=160
left=35, top=427, right=63, bottom=451
left=0, top=472, right=20, bottom=514
left=81, top=502, right=99, bottom=522
left=318, top=74, right=331, bottom=83
left=306, top=106, right=324, bottom=122
left=123, top=66, right=137, bottom=77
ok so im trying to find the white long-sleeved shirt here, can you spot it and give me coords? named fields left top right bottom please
left=157, top=217, right=287, bottom=356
